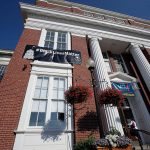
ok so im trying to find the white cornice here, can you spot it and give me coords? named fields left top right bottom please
left=20, top=3, right=150, bottom=36
left=20, top=3, right=150, bottom=47
left=38, top=0, right=150, bottom=25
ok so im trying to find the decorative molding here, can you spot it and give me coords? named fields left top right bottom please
left=21, top=2, right=150, bottom=38
left=71, top=33, right=86, bottom=37
left=31, top=61, right=73, bottom=69
left=37, top=0, right=150, bottom=26
left=25, top=18, right=150, bottom=47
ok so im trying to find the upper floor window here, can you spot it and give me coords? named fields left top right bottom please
left=0, top=65, right=7, bottom=80
left=112, top=54, right=126, bottom=73
left=44, top=30, right=67, bottom=50
left=102, top=52, right=112, bottom=72
left=29, top=76, right=67, bottom=128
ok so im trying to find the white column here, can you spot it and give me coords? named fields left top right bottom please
left=130, top=44, right=150, bottom=91
left=89, top=37, right=124, bottom=135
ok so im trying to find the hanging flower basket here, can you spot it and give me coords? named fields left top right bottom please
left=98, top=88, right=124, bottom=106
left=65, top=85, right=92, bottom=104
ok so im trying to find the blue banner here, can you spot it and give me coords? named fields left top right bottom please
left=112, top=82, right=135, bottom=96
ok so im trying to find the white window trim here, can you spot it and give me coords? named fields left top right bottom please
left=38, top=29, right=71, bottom=50
left=16, top=62, right=73, bottom=133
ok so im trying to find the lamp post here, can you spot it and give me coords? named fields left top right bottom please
left=86, top=58, right=104, bottom=137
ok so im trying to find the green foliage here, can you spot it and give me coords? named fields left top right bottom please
left=74, top=137, right=95, bottom=150
left=107, top=127, right=121, bottom=136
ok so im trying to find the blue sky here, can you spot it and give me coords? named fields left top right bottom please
left=0, top=0, right=150, bottom=50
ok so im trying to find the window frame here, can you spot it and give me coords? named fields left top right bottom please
left=28, top=75, right=68, bottom=129
left=112, top=54, right=126, bottom=73
left=39, top=29, right=71, bottom=51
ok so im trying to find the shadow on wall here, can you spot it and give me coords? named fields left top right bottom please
left=41, top=119, right=66, bottom=141
left=77, top=111, right=98, bottom=132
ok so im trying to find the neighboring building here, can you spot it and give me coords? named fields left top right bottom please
left=0, top=49, right=13, bottom=81
left=0, top=0, right=150, bottom=150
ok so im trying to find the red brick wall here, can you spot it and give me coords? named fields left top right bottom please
left=71, top=36, right=99, bottom=142
left=0, top=28, right=41, bottom=150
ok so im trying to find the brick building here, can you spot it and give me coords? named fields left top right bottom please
left=0, top=0, right=150, bottom=150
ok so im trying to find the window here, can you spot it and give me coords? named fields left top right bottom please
left=51, top=78, right=66, bottom=122
left=112, top=54, right=126, bottom=73
left=29, top=76, right=66, bottom=127
left=29, top=77, right=48, bottom=126
left=102, top=52, right=112, bottom=72
left=44, top=30, right=67, bottom=50
left=0, top=65, right=7, bottom=80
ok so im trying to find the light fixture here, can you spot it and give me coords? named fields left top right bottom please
left=86, top=57, right=104, bottom=137
left=86, top=57, right=95, bottom=71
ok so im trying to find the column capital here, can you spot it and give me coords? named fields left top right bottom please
left=88, top=35, right=102, bottom=41
left=130, top=43, right=143, bottom=48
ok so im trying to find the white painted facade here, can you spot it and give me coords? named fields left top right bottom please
left=13, top=61, right=73, bottom=150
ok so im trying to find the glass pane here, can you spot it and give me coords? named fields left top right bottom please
left=51, top=112, right=57, bottom=120
left=58, top=90, right=64, bottom=99
left=52, top=89, right=58, bottom=99
left=40, top=89, right=48, bottom=99
left=62, top=43, right=66, bottom=49
left=29, top=112, right=38, bottom=126
left=36, top=77, right=42, bottom=87
left=57, top=43, right=62, bottom=50
left=32, top=100, right=39, bottom=112
left=42, top=77, right=49, bottom=88
left=34, top=88, right=40, bottom=98
left=51, top=100, right=57, bottom=112
left=45, top=35, right=50, bottom=40
left=50, top=31, right=55, bottom=37
left=58, top=113, right=64, bottom=121
left=59, top=79, right=65, bottom=89
left=39, top=100, right=46, bottom=112
left=58, top=32, right=62, bottom=37
left=37, top=112, right=46, bottom=126
left=44, top=41, right=50, bottom=47
left=53, top=78, right=58, bottom=88
left=62, top=37, right=66, bottom=42
left=62, top=33, right=66, bottom=39
left=57, top=37, right=62, bottom=42
left=58, top=101, right=65, bottom=112
left=48, top=42, right=54, bottom=49
left=50, top=36, right=54, bottom=41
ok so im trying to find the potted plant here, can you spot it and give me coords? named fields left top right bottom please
left=74, top=137, right=96, bottom=150
left=65, top=85, right=92, bottom=104
left=95, top=128, right=132, bottom=150
left=98, top=88, right=124, bottom=106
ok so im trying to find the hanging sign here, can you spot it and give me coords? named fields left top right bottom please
left=23, top=45, right=82, bottom=64
left=112, top=82, right=135, bottom=96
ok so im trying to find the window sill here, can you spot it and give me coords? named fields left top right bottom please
left=31, top=61, right=74, bottom=69
left=14, top=129, right=74, bottom=134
